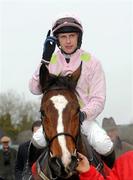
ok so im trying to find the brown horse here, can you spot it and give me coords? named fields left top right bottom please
left=31, top=63, right=107, bottom=180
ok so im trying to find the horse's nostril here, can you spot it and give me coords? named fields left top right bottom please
left=49, top=157, right=63, bottom=175
left=69, top=155, right=78, bottom=171
left=49, top=156, right=78, bottom=178
left=55, top=157, right=62, bottom=168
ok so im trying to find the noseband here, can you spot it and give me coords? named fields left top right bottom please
left=38, top=87, right=80, bottom=179
left=48, top=132, right=78, bottom=149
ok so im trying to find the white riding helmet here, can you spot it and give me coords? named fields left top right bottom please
left=52, top=14, right=83, bottom=48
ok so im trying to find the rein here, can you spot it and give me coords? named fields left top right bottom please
left=36, top=151, right=51, bottom=180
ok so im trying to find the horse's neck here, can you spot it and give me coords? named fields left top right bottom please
left=77, top=133, right=90, bottom=157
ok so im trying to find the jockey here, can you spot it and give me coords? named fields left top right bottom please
left=29, top=13, right=115, bottom=167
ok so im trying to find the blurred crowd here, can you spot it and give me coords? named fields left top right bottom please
left=0, top=118, right=133, bottom=180
left=0, top=120, right=41, bottom=180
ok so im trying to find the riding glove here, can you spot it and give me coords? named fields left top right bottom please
left=79, top=111, right=87, bottom=124
left=42, top=30, right=56, bottom=63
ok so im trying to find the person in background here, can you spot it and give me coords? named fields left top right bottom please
left=102, top=117, right=133, bottom=158
left=76, top=151, right=133, bottom=180
left=15, top=120, right=42, bottom=180
left=0, top=136, right=17, bottom=180
left=29, top=13, right=115, bottom=168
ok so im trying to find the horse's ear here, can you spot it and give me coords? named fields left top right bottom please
left=71, top=62, right=82, bottom=83
left=39, top=63, right=50, bottom=92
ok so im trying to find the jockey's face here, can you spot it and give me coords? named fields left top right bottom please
left=58, top=32, right=78, bottom=54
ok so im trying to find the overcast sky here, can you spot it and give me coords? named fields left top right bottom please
left=0, top=0, right=133, bottom=125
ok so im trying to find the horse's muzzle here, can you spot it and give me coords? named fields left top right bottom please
left=49, top=155, right=78, bottom=178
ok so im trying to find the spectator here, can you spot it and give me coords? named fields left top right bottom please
left=15, top=120, right=42, bottom=180
left=77, top=151, right=133, bottom=180
left=102, top=117, right=133, bottom=158
left=0, top=136, right=17, bottom=180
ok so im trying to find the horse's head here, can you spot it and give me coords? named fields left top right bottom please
left=39, top=64, right=82, bottom=178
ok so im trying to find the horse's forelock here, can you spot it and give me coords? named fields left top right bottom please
left=43, top=75, right=77, bottom=93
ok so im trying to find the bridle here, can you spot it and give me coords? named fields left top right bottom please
left=37, top=87, right=81, bottom=180
left=36, top=114, right=81, bottom=180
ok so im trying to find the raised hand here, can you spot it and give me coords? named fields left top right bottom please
left=42, top=30, right=57, bottom=63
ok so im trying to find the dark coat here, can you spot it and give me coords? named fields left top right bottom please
left=15, top=141, right=30, bottom=180
left=15, top=141, right=43, bottom=180
left=0, top=147, right=17, bottom=180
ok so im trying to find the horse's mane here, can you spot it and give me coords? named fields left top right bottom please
left=39, top=63, right=78, bottom=93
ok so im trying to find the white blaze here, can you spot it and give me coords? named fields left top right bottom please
left=50, top=95, right=71, bottom=167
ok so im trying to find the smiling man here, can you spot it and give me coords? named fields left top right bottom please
left=29, top=13, right=115, bottom=168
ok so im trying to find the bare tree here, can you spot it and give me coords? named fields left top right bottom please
left=0, top=90, right=40, bottom=124
left=0, top=90, right=40, bottom=140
